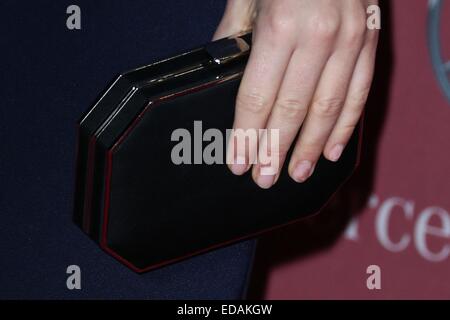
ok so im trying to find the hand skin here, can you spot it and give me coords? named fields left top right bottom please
left=214, top=0, right=379, bottom=189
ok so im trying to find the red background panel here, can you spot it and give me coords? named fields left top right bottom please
left=250, top=0, right=450, bottom=299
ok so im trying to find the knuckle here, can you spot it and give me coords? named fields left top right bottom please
left=343, top=18, right=367, bottom=44
left=275, top=99, right=307, bottom=118
left=347, top=87, right=371, bottom=109
left=338, top=121, right=358, bottom=135
left=307, top=12, right=340, bottom=41
left=264, top=146, right=284, bottom=160
left=264, top=7, right=296, bottom=36
left=267, top=16, right=296, bottom=36
left=294, top=143, right=319, bottom=160
left=236, top=91, right=269, bottom=115
left=312, top=96, right=344, bottom=117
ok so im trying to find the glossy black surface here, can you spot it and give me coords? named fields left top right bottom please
left=74, top=34, right=360, bottom=272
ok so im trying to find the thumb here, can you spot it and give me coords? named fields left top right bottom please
left=213, top=0, right=257, bottom=40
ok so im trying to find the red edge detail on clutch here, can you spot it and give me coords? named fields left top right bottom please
left=82, top=135, right=97, bottom=233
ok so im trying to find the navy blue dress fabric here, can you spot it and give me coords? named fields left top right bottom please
left=0, top=0, right=257, bottom=299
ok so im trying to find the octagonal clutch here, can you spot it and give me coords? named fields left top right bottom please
left=73, top=33, right=362, bottom=272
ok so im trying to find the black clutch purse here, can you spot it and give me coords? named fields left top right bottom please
left=73, top=32, right=361, bottom=272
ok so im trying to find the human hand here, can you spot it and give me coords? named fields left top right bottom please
left=214, top=0, right=379, bottom=188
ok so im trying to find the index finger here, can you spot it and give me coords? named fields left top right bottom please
left=228, top=30, right=294, bottom=175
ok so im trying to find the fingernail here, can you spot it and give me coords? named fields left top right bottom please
left=329, top=144, right=344, bottom=162
left=230, top=156, right=248, bottom=175
left=257, top=173, right=275, bottom=189
left=260, top=166, right=277, bottom=176
left=293, top=160, right=313, bottom=183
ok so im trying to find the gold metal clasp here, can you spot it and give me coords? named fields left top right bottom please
left=205, top=32, right=251, bottom=65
